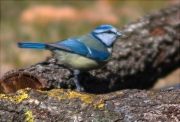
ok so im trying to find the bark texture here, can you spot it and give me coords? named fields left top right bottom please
left=0, top=4, right=180, bottom=122
left=1, top=4, right=179, bottom=94
left=0, top=88, right=180, bottom=122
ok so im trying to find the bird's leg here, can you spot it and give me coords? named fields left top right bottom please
left=73, top=70, right=81, bottom=92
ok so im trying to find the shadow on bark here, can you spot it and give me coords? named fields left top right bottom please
left=0, top=4, right=180, bottom=122
left=1, top=4, right=179, bottom=94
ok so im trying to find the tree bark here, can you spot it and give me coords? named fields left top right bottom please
left=0, top=88, right=179, bottom=121
left=0, top=4, right=180, bottom=121
left=1, top=4, right=179, bottom=94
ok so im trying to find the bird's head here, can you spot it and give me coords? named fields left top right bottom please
left=90, top=25, right=122, bottom=47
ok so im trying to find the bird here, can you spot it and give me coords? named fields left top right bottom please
left=18, top=25, right=122, bottom=92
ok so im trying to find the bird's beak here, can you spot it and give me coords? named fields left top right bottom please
left=116, top=31, right=122, bottom=36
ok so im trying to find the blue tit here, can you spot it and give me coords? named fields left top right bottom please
left=18, top=25, right=122, bottom=91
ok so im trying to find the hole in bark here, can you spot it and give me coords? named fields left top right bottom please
left=0, top=72, right=43, bottom=93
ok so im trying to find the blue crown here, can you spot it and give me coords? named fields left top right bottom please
left=95, top=25, right=114, bottom=30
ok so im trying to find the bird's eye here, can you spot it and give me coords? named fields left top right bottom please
left=107, top=30, right=112, bottom=33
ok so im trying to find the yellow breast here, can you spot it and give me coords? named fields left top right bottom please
left=54, top=50, right=108, bottom=71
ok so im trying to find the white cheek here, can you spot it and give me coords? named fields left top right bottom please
left=98, top=34, right=116, bottom=46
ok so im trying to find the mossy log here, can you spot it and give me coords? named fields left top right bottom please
left=0, top=4, right=180, bottom=122
left=0, top=88, right=180, bottom=121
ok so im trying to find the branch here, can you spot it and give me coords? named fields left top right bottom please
left=0, top=88, right=179, bottom=121
left=1, top=4, right=179, bottom=93
left=0, top=4, right=180, bottom=122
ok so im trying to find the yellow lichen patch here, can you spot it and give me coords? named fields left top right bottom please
left=41, top=89, right=96, bottom=104
left=39, top=89, right=66, bottom=99
left=116, top=91, right=123, bottom=94
left=39, top=89, right=123, bottom=110
left=25, top=110, right=34, bottom=122
left=97, top=103, right=104, bottom=109
left=147, top=91, right=154, bottom=94
left=39, top=89, right=111, bottom=109
left=0, top=88, right=30, bottom=103
left=104, top=110, right=108, bottom=113
left=93, top=97, right=104, bottom=108
left=0, top=94, right=5, bottom=99
left=67, top=91, right=95, bottom=104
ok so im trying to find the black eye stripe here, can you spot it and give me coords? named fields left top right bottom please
left=107, top=30, right=117, bottom=34
left=107, top=30, right=111, bottom=33
left=97, top=30, right=115, bottom=34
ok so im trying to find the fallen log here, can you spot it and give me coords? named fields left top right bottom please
left=0, top=4, right=179, bottom=121
left=0, top=88, right=179, bottom=121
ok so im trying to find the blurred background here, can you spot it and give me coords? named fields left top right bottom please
left=0, top=0, right=179, bottom=89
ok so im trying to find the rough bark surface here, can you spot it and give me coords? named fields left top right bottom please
left=0, top=88, right=180, bottom=122
left=0, top=4, right=179, bottom=94
left=0, top=4, right=180, bottom=122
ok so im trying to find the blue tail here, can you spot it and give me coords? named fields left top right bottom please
left=18, top=42, right=46, bottom=49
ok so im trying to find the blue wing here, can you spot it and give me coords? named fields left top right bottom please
left=46, top=37, right=110, bottom=61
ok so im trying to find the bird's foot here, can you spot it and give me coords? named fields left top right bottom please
left=74, top=70, right=81, bottom=92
